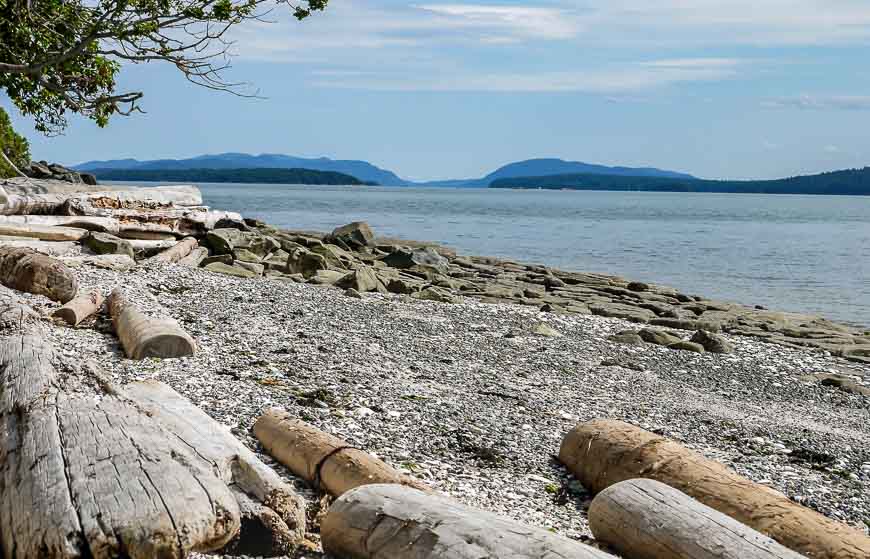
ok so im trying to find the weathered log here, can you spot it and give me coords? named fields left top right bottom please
left=0, top=236, right=78, bottom=256
left=559, top=420, right=870, bottom=559
left=123, top=381, right=307, bottom=556
left=0, top=331, right=305, bottom=558
left=116, top=230, right=179, bottom=241
left=65, top=206, right=244, bottom=237
left=0, top=246, right=78, bottom=303
left=52, top=289, right=104, bottom=326
left=108, top=287, right=196, bottom=359
left=589, top=479, right=806, bottom=559
left=0, top=184, right=203, bottom=215
left=254, top=409, right=429, bottom=497
left=0, top=285, right=39, bottom=330
left=322, top=484, right=616, bottom=559
left=147, top=237, right=198, bottom=264
left=0, top=223, right=88, bottom=241
left=0, top=214, right=119, bottom=233
left=178, top=246, right=209, bottom=267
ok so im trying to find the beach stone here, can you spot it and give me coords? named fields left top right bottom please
left=608, top=330, right=644, bottom=345
left=83, top=231, right=135, bottom=259
left=668, top=340, right=706, bottom=353
left=201, top=254, right=233, bottom=267
left=691, top=329, right=734, bottom=354
left=204, top=262, right=257, bottom=278
left=383, top=276, right=424, bottom=294
left=531, top=323, right=562, bottom=337
left=205, top=228, right=243, bottom=254
left=336, top=267, right=384, bottom=293
left=344, top=288, right=363, bottom=299
left=233, top=248, right=262, bottom=263
left=326, top=221, right=375, bottom=250
left=235, top=260, right=264, bottom=276
left=263, top=249, right=290, bottom=271
left=308, top=269, right=347, bottom=285
left=639, top=328, right=683, bottom=346
left=415, top=286, right=456, bottom=303
left=286, top=247, right=329, bottom=278
left=589, top=302, right=655, bottom=323
left=815, top=374, right=870, bottom=396
left=627, top=281, right=650, bottom=292
left=650, top=317, right=702, bottom=331
left=206, top=228, right=279, bottom=256
left=382, top=247, right=449, bottom=276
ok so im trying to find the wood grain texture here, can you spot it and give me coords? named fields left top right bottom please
left=0, top=185, right=203, bottom=215
left=108, top=287, right=196, bottom=359
left=322, top=484, right=616, bottom=559
left=559, top=420, right=870, bottom=559
left=0, top=215, right=119, bottom=233
left=0, top=247, right=78, bottom=303
left=0, top=224, right=87, bottom=241
left=589, top=479, right=807, bottom=559
left=146, top=237, right=198, bottom=264
left=254, top=409, right=429, bottom=497
left=52, top=289, right=104, bottom=326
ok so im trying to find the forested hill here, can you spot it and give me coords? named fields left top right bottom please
left=489, top=167, right=870, bottom=195
left=90, top=167, right=377, bottom=185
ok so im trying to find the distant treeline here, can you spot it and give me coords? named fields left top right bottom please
left=90, top=167, right=377, bottom=185
left=489, top=167, right=870, bottom=195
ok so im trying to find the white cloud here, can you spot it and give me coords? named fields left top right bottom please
left=414, top=4, right=579, bottom=39
left=824, top=145, right=841, bottom=153
left=763, top=95, right=870, bottom=110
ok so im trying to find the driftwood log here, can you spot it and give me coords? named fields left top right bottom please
left=0, top=319, right=305, bottom=558
left=127, top=238, right=179, bottom=257
left=322, top=484, right=616, bottom=559
left=589, top=479, right=807, bottom=559
left=0, top=246, right=78, bottom=303
left=52, top=289, right=104, bottom=326
left=0, top=285, right=39, bottom=329
left=0, top=223, right=88, bottom=241
left=0, top=237, right=78, bottom=256
left=254, top=409, right=429, bottom=497
left=108, top=287, right=196, bottom=359
left=559, top=420, right=870, bottom=559
left=0, top=184, right=202, bottom=215
left=146, top=237, right=198, bottom=263
left=0, top=215, right=119, bottom=233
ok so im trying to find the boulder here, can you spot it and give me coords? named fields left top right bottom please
left=638, top=328, right=683, bottom=346
left=668, top=340, right=706, bottom=353
left=608, top=330, right=644, bottom=345
left=309, top=269, right=347, bottom=285
left=627, top=281, right=650, bottom=292
left=204, top=262, right=257, bottom=278
left=383, top=276, right=424, bottom=295
left=235, top=260, right=265, bottom=276
left=206, top=228, right=279, bottom=256
left=691, top=330, right=734, bottom=354
left=382, top=247, right=449, bottom=276
left=414, top=286, right=456, bottom=303
left=83, top=231, right=135, bottom=259
left=325, top=221, right=375, bottom=250
left=233, top=248, right=262, bottom=263
left=311, top=243, right=358, bottom=268
left=344, top=288, right=363, bottom=299
left=589, top=302, right=655, bottom=323
left=201, top=254, right=233, bottom=267
left=263, top=249, right=289, bottom=271
left=80, top=173, right=98, bottom=185
left=336, top=267, right=384, bottom=293
left=286, top=247, right=329, bottom=278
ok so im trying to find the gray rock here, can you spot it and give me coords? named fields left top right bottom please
left=206, top=229, right=279, bottom=256
left=233, top=248, right=262, bottom=263
left=344, top=288, right=363, bottom=299
left=414, top=286, right=456, bottom=303
left=668, top=340, right=706, bottom=353
left=608, top=330, right=644, bottom=345
left=308, top=269, right=347, bottom=285
left=383, top=276, right=424, bottom=295
left=336, top=267, right=384, bottom=293
left=590, top=302, right=655, bottom=323
left=326, top=221, right=375, bottom=250
left=691, top=330, right=734, bottom=354
left=627, top=281, right=650, bottom=292
left=639, top=328, right=683, bottom=346
left=382, top=247, right=449, bottom=276
left=201, top=254, right=233, bottom=267
left=204, top=262, right=257, bottom=278
left=531, top=323, right=562, bottom=337
left=286, top=247, right=330, bottom=278
left=83, top=232, right=135, bottom=259
left=80, top=173, right=98, bottom=185
left=235, top=260, right=264, bottom=276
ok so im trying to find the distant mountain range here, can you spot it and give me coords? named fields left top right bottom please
left=75, top=154, right=694, bottom=186
left=89, top=167, right=376, bottom=186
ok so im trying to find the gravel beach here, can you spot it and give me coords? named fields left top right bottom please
left=19, top=256, right=870, bottom=558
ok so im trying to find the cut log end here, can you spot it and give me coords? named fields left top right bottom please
left=0, top=246, right=78, bottom=303
left=108, top=287, right=197, bottom=360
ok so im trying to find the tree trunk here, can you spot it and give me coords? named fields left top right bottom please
left=588, top=479, right=806, bottom=559
left=0, top=330, right=305, bottom=558
left=146, top=237, right=198, bottom=264
left=0, top=215, right=119, bottom=233
left=559, top=420, right=870, bottom=559
left=0, top=223, right=88, bottom=241
left=254, top=409, right=429, bottom=497
left=52, top=289, right=104, bottom=326
left=108, top=287, right=196, bottom=359
left=321, top=484, right=616, bottom=559
left=0, top=246, right=78, bottom=303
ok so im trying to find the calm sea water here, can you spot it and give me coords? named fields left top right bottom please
left=119, top=182, right=870, bottom=326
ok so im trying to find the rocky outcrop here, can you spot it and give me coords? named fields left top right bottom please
left=23, top=160, right=97, bottom=185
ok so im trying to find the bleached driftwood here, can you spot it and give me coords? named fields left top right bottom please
left=108, top=287, right=196, bottom=359
left=0, top=325, right=305, bottom=558
left=146, top=237, right=198, bottom=264
left=0, top=237, right=78, bottom=256
left=322, top=484, right=616, bottom=559
left=588, top=479, right=806, bottom=559
left=178, top=246, right=209, bottom=267
left=127, top=238, right=179, bottom=258
left=254, top=409, right=429, bottom=497
left=0, top=223, right=88, bottom=241
left=0, top=184, right=202, bottom=215
left=52, top=289, right=104, bottom=326
left=117, top=230, right=178, bottom=241
left=559, top=420, right=870, bottom=559
left=0, top=215, right=119, bottom=233
left=0, top=285, right=39, bottom=329
left=0, top=246, right=78, bottom=303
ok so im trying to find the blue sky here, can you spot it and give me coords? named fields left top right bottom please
left=6, top=0, right=870, bottom=180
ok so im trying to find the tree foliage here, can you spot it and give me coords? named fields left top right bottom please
left=0, top=0, right=326, bottom=134
left=0, top=106, right=31, bottom=178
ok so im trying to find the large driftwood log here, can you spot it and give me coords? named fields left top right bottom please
left=559, top=420, right=870, bottom=559
left=0, top=246, right=78, bottom=303
left=254, top=409, right=429, bottom=497
left=322, top=484, right=616, bottom=559
left=0, top=329, right=305, bottom=558
left=146, top=237, right=198, bottom=263
left=0, top=184, right=202, bottom=215
left=52, top=289, right=104, bottom=326
left=0, top=223, right=88, bottom=241
left=108, top=287, right=197, bottom=359
left=0, top=285, right=39, bottom=329
left=588, top=479, right=806, bottom=559
left=0, top=237, right=78, bottom=256
left=0, top=215, right=119, bottom=233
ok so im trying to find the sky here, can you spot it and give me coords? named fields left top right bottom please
left=5, top=0, right=870, bottom=181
